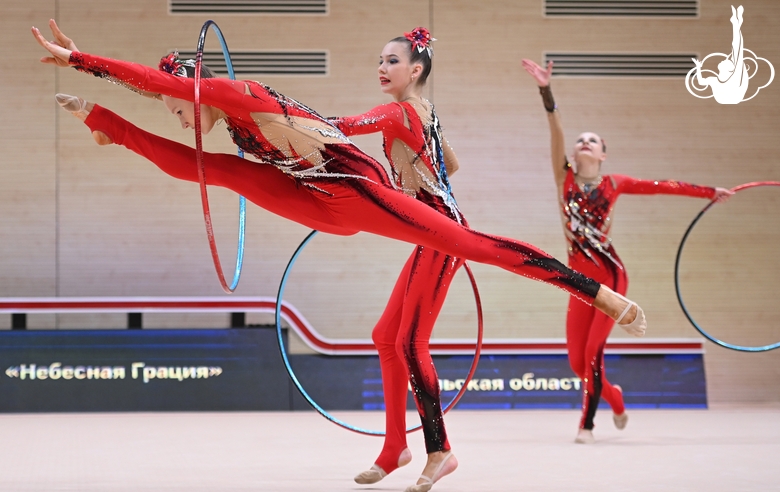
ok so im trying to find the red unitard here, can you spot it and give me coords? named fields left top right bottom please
left=560, top=162, right=715, bottom=429
left=329, top=100, right=463, bottom=467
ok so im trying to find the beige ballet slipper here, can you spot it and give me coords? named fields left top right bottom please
left=55, top=93, right=111, bottom=145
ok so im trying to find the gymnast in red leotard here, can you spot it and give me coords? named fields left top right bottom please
left=522, top=59, right=732, bottom=445
left=34, top=21, right=646, bottom=486
left=327, top=28, right=465, bottom=489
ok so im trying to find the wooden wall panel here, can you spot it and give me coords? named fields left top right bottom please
left=2, top=0, right=778, bottom=401
left=0, top=1, right=58, bottom=297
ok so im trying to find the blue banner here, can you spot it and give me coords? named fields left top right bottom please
left=0, top=329, right=706, bottom=412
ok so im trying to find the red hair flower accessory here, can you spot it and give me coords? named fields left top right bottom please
left=159, top=52, right=183, bottom=75
left=158, top=51, right=195, bottom=78
left=404, top=27, right=436, bottom=57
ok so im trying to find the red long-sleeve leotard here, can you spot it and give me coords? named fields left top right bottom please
left=329, top=100, right=463, bottom=467
left=562, top=164, right=716, bottom=269
left=329, top=101, right=462, bottom=223
left=560, top=162, right=715, bottom=430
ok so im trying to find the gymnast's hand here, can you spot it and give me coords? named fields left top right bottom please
left=521, top=59, right=553, bottom=87
left=32, top=19, right=77, bottom=67
left=713, top=187, right=734, bottom=203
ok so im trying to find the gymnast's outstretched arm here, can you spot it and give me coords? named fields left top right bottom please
left=32, top=22, right=272, bottom=114
left=521, top=59, right=567, bottom=194
left=613, top=175, right=732, bottom=202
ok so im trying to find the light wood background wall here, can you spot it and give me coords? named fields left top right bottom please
left=2, top=0, right=778, bottom=403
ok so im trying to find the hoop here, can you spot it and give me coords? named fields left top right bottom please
left=194, top=20, right=247, bottom=293
left=674, top=181, right=780, bottom=352
left=275, top=230, right=484, bottom=436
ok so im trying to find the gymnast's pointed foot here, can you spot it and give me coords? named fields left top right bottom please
left=354, top=464, right=388, bottom=485
left=55, top=93, right=111, bottom=145
left=354, top=448, right=411, bottom=484
left=574, top=428, right=595, bottom=444
left=404, top=451, right=457, bottom=492
left=612, top=385, right=628, bottom=430
left=615, top=298, right=646, bottom=337
left=56, top=93, right=90, bottom=119
left=594, top=286, right=646, bottom=337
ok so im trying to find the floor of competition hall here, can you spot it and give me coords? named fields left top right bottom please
left=0, top=405, right=776, bottom=491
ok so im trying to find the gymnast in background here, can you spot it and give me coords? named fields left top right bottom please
left=522, top=58, right=731, bottom=444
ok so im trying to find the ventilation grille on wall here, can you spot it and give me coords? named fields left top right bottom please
left=170, top=0, right=328, bottom=15
left=545, top=0, right=698, bottom=17
left=177, top=51, right=328, bottom=76
left=545, top=53, right=697, bottom=77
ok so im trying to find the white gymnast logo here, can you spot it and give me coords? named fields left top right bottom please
left=685, top=5, right=774, bottom=104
